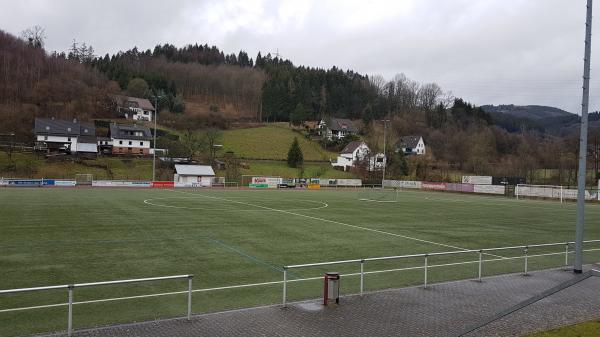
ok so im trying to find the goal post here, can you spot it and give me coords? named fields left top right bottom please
left=74, top=174, right=93, bottom=186
left=358, top=188, right=398, bottom=203
left=516, top=184, right=600, bottom=202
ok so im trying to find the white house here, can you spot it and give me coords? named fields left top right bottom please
left=397, top=136, right=426, bottom=155
left=174, top=165, right=216, bottom=187
left=369, top=152, right=386, bottom=171
left=319, top=117, right=358, bottom=141
left=109, top=123, right=152, bottom=155
left=34, top=118, right=97, bottom=154
left=331, top=141, right=371, bottom=171
left=113, top=95, right=155, bottom=122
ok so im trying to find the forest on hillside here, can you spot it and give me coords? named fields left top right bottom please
left=1, top=27, right=599, bottom=185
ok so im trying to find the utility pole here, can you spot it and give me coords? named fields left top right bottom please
left=152, top=96, right=158, bottom=182
left=381, top=119, right=390, bottom=188
left=574, top=0, right=593, bottom=274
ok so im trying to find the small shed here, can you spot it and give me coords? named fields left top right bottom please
left=174, top=164, right=216, bottom=187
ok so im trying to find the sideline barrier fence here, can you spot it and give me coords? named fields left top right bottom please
left=2, top=240, right=600, bottom=335
left=0, top=275, right=193, bottom=336
left=92, top=180, right=152, bottom=188
left=281, top=239, right=600, bottom=306
left=151, top=181, right=175, bottom=188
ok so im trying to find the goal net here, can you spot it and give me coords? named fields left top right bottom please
left=75, top=174, right=93, bottom=186
left=358, top=188, right=399, bottom=203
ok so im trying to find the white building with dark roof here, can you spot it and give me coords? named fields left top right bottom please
left=397, top=136, right=426, bottom=155
left=331, top=140, right=370, bottom=171
left=174, top=165, right=216, bottom=187
left=34, top=118, right=97, bottom=154
left=113, top=95, right=155, bottom=121
left=109, top=123, right=152, bottom=155
left=319, top=117, right=358, bottom=140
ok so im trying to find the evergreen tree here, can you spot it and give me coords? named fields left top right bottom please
left=287, top=137, right=304, bottom=168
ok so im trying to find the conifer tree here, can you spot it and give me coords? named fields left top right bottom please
left=287, top=137, right=304, bottom=168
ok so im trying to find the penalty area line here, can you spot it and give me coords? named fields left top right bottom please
left=166, top=189, right=505, bottom=258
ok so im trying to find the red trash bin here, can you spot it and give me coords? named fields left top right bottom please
left=323, top=272, right=340, bottom=305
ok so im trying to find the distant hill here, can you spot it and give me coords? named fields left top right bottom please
left=481, top=104, right=573, bottom=120
left=481, top=104, right=580, bottom=134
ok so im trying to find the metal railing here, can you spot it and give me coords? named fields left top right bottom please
left=3, top=239, right=600, bottom=335
left=281, top=239, right=600, bottom=305
left=0, top=274, right=193, bottom=336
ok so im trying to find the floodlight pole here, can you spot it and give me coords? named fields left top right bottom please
left=381, top=119, right=390, bottom=188
left=574, top=0, right=593, bottom=274
left=152, top=96, right=158, bottom=182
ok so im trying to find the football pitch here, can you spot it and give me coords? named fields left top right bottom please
left=1, top=187, right=600, bottom=336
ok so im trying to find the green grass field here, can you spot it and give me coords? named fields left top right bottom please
left=1, top=187, right=600, bottom=336
left=526, top=320, right=600, bottom=336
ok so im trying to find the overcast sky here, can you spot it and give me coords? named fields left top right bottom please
left=1, top=0, right=599, bottom=113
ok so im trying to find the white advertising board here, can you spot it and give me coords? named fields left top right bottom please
left=473, top=184, right=505, bottom=195
left=462, top=176, right=492, bottom=185
left=251, top=177, right=282, bottom=188
left=92, top=180, right=151, bottom=187
left=383, top=180, right=422, bottom=189
left=54, top=180, right=76, bottom=187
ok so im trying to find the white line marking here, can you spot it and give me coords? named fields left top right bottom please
left=166, top=189, right=504, bottom=257
left=359, top=198, right=397, bottom=203
left=143, top=196, right=328, bottom=212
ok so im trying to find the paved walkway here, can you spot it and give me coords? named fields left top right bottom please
left=38, top=265, right=600, bottom=337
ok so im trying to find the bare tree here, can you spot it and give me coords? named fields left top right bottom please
left=20, top=25, right=46, bottom=48
left=204, top=128, right=222, bottom=163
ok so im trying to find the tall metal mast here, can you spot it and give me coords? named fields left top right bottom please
left=574, top=0, right=593, bottom=274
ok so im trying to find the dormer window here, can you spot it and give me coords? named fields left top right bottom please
left=67, top=127, right=72, bottom=132
left=45, top=126, right=50, bottom=130
left=84, top=129, right=88, bottom=133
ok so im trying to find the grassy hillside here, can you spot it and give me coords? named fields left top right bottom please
left=222, top=160, right=356, bottom=179
left=221, top=124, right=338, bottom=161
left=0, top=153, right=356, bottom=181
left=0, top=153, right=153, bottom=180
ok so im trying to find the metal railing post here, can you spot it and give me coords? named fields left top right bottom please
left=523, top=246, right=529, bottom=276
left=565, top=242, right=569, bottom=267
left=478, top=250, right=483, bottom=281
left=360, top=259, right=365, bottom=295
left=423, top=254, right=428, bottom=288
left=67, top=285, right=74, bottom=336
left=187, top=275, right=193, bottom=321
left=282, top=267, right=288, bottom=307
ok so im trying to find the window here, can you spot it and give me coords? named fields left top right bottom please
left=68, top=137, right=71, bottom=141
left=119, top=140, right=123, bottom=145
left=140, top=142, right=143, bottom=146
left=128, top=141, right=132, bottom=145
left=44, top=136, right=48, bottom=141
left=139, top=149, right=144, bottom=154
left=84, top=129, right=88, bottom=133
left=128, top=148, right=132, bottom=153
left=45, top=126, right=50, bottom=130
left=118, top=148, right=123, bottom=153
left=67, top=127, right=71, bottom=132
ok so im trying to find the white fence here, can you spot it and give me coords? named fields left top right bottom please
left=281, top=239, right=600, bottom=305
left=516, top=184, right=600, bottom=202
left=383, top=180, right=506, bottom=196
left=0, top=275, right=193, bottom=336
left=2, top=240, right=600, bottom=335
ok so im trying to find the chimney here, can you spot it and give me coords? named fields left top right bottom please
left=72, top=118, right=77, bottom=124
